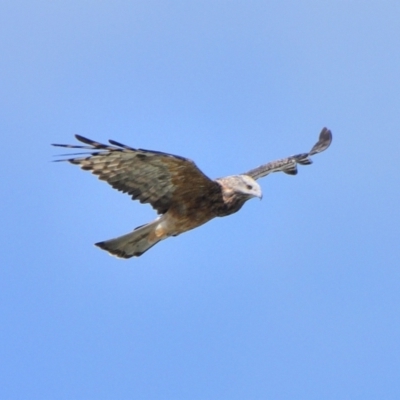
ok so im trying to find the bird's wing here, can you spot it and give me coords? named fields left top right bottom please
left=243, top=127, right=332, bottom=180
left=53, top=135, right=218, bottom=214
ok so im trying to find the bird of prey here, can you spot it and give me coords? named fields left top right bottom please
left=53, top=127, right=332, bottom=258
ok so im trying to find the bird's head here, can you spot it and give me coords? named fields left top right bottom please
left=218, top=175, right=262, bottom=200
left=237, top=175, right=262, bottom=199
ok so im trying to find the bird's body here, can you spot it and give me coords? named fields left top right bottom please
left=53, top=128, right=332, bottom=258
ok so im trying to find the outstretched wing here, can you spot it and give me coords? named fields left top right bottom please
left=244, top=127, right=332, bottom=180
left=53, top=135, right=218, bottom=214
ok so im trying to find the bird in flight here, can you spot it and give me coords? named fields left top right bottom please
left=53, top=128, right=332, bottom=258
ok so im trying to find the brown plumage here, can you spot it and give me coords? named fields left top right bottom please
left=53, top=127, right=332, bottom=258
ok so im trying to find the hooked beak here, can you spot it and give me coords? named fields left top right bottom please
left=254, top=189, right=263, bottom=200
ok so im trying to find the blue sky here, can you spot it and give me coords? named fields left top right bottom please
left=1, top=1, right=400, bottom=399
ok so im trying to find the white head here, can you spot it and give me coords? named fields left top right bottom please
left=238, top=175, right=262, bottom=199
left=217, top=174, right=262, bottom=200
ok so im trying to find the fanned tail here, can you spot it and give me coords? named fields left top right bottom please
left=95, top=220, right=162, bottom=258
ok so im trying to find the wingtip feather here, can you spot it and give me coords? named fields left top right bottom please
left=75, top=134, right=94, bottom=145
left=309, top=127, right=332, bottom=155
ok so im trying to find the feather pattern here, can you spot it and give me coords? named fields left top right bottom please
left=244, top=127, right=332, bottom=180
left=53, top=135, right=219, bottom=214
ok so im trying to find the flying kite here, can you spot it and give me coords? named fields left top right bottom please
left=53, top=127, right=332, bottom=258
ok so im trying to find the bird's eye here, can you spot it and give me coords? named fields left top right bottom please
left=246, top=184, right=253, bottom=190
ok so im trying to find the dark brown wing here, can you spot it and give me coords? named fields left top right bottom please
left=244, top=127, right=332, bottom=180
left=53, top=135, right=218, bottom=214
